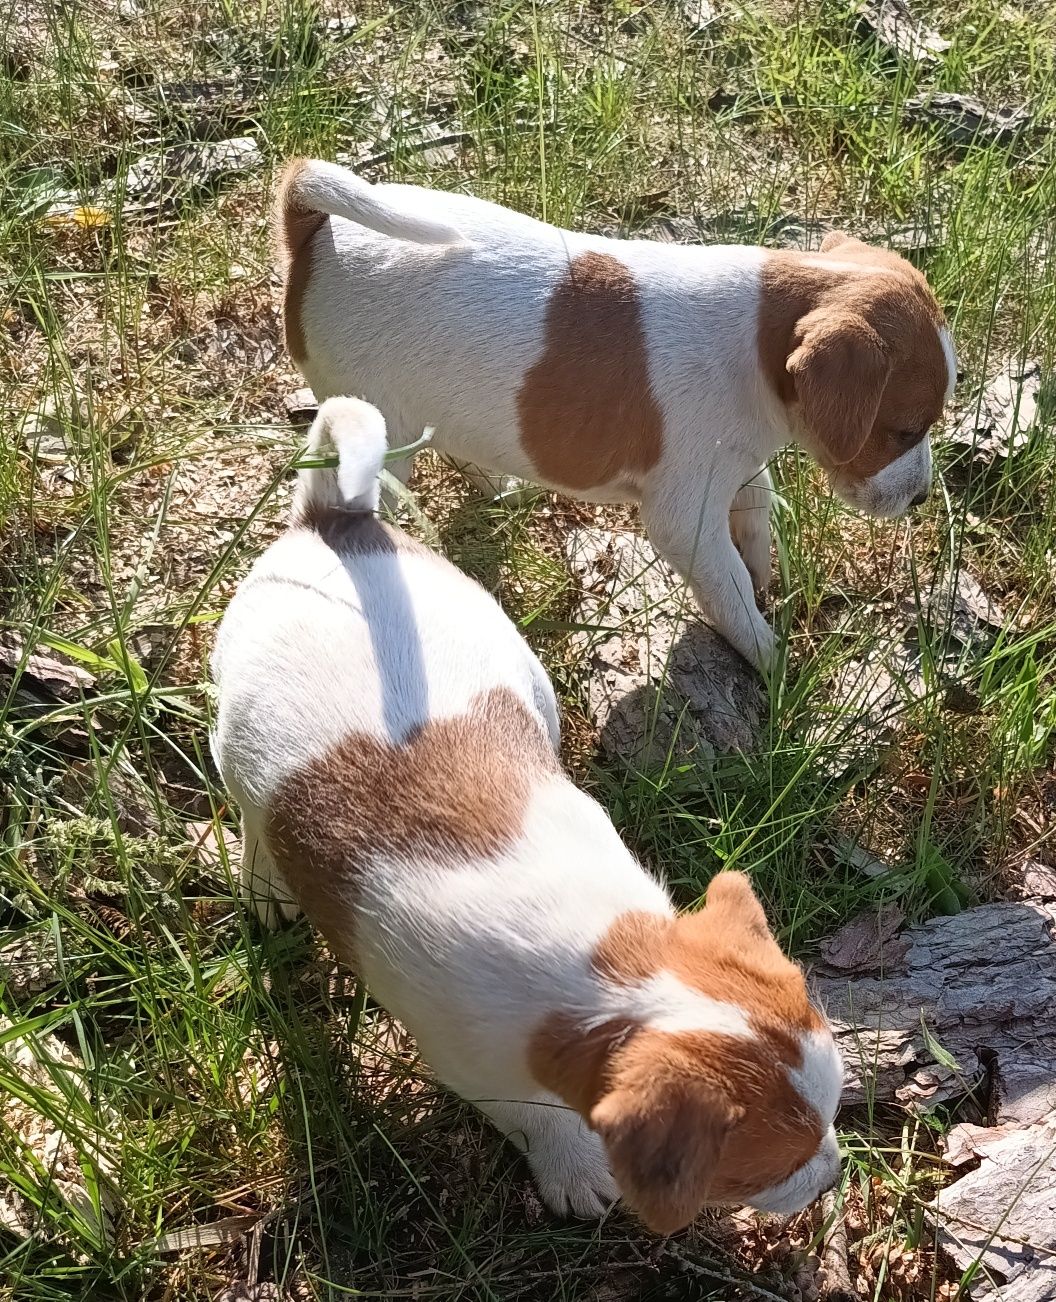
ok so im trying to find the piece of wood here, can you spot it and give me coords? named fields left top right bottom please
left=812, top=899, right=1056, bottom=1125
left=857, top=0, right=950, bottom=68
left=565, top=528, right=764, bottom=768
left=0, top=635, right=95, bottom=705
left=949, top=361, right=1042, bottom=468
left=903, top=93, right=1032, bottom=147
left=929, top=1116, right=1056, bottom=1300
left=819, top=904, right=906, bottom=973
left=818, top=1190, right=856, bottom=1301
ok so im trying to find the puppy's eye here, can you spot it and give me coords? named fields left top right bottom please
left=897, top=429, right=924, bottom=445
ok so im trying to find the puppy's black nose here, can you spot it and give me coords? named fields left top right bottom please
left=910, top=490, right=929, bottom=508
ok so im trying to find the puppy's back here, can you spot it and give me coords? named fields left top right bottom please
left=211, top=398, right=558, bottom=814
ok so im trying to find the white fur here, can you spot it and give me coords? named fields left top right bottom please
left=749, top=1125, right=842, bottom=1214
left=290, top=160, right=465, bottom=246
left=940, top=325, right=958, bottom=401
left=832, top=435, right=933, bottom=518
left=283, top=164, right=951, bottom=671
left=617, top=972, right=754, bottom=1038
left=296, top=394, right=387, bottom=513
left=212, top=398, right=841, bottom=1220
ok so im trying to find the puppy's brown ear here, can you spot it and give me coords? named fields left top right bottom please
left=704, top=871, right=772, bottom=942
left=591, top=1080, right=743, bottom=1234
left=820, top=229, right=851, bottom=252
left=787, top=311, right=891, bottom=466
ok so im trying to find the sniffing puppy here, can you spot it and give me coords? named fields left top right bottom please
left=274, top=160, right=957, bottom=671
left=211, top=397, right=843, bottom=1230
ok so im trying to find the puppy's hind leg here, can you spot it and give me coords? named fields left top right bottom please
left=729, top=465, right=774, bottom=597
left=240, top=810, right=300, bottom=930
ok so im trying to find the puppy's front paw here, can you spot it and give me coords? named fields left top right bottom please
left=526, top=1122, right=619, bottom=1220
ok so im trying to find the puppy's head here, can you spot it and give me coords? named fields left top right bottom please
left=763, top=233, right=956, bottom=518
left=532, top=873, right=842, bottom=1234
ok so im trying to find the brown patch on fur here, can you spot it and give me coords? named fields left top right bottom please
left=592, top=911, right=670, bottom=985
left=528, top=872, right=831, bottom=1231
left=592, top=873, right=824, bottom=1033
left=516, top=251, right=664, bottom=492
left=294, top=502, right=431, bottom=556
left=757, top=237, right=949, bottom=480
left=276, top=159, right=327, bottom=364
left=528, top=1014, right=639, bottom=1117
left=266, top=689, right=560, bottom=962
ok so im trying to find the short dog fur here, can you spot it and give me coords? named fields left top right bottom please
left=275, top=160, right=957, bottom=670
left=211, top=396, right=843, bottom=1231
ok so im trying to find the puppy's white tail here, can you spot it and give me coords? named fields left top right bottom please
left=278, top=158, right=466, bottom=247
left=294, top=397, right=388, bottom=518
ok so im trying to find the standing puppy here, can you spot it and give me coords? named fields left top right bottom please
left=211, top=397, right=843, bottom=1230
left=276, top=160, right=957, bottom=671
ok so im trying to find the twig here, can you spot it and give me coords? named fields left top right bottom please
left=351, top=118, right=556, bottom=173
left=663, top=1244, right=797, bottom=1302
left=819, top=1191, right=856, bottom=1302
left=354, top=132, right=477, bottom=171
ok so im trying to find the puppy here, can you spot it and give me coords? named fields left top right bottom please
left=273, top=160, right=957, bottom=672
left=211, top=396, right=843, bottom=1230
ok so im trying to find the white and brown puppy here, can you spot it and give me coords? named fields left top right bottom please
left=275, top=160, right=957, bottom=671
left=211, top=396, right=843, bottom=1231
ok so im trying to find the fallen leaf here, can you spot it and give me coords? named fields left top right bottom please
left=44, top=204, right=111, bottom=229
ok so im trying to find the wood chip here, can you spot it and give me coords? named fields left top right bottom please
left=284, top=387, right=318, bottom=424
left=903, top=93, right=1032, bottom=147
left=565, top=528, right=764, bottom=767
left=857, top=0, right=950, bottom=68
left=0, top=635, right=95, bottom=704
left=950, top=361, right=1044, bottom=467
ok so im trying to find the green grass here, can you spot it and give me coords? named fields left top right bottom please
left=2, top=0, right=1055, bottom=1297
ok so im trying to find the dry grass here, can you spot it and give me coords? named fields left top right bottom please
left=2, top=1, right=1056, bottom=1298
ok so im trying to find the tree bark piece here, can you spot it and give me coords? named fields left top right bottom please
left=903, top=93, right=1032, bottom=147
left=949, top=361, right=1043, bottom=468
left=565, top=528, right=764, bottom=767
left=857, top=0, right=950, bottom=67
left=929, top=1117, right=1056, bottom=1301
left=811, top=899, right=1056, bottom=1125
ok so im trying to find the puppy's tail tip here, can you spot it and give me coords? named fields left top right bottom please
left=280, top=157, right=467, bottom=248
left=294, top=396, right=388, bottom=519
